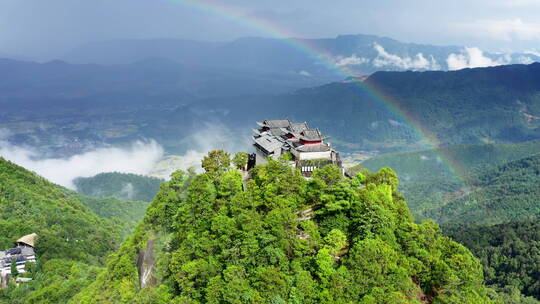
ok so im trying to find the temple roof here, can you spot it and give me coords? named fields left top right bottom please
left=299, top=129, right=329, bottom=141
left=269, top=127, right=288, bottom=137
left=261, top=119, right=291, bottom=128
left=253, top=134, right=283, bottom=153
left=288, top=122, right=309, bottom=134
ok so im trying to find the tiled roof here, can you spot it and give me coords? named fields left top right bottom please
left=263, top=119, right=291, bottom=128
left=288, top=122, right=309, bottom=133
left=299, top=129, right=329, bottom=141
left=253, top=134, right=283, bottom=153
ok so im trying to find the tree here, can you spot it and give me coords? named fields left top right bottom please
left=202, top=150, right=231, bottom=174
left=232, top=152, right=249, bottom=170
left=10, top=259, right=18, bottom=278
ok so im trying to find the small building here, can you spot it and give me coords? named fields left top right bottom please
left=252, top=119, right=342, bottom=176
left=0, top=233, right=38, bottom=288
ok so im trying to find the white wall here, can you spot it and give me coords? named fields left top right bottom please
left=298, top=151, right=332, bottom=160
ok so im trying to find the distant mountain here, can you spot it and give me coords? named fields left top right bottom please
left=63, top=39, right=224, bottom=65
left=3, top=62, right=540, bottom=156
left=62, top=35, right=540, bottom=75
left=74, top=172, right=163, bottom=202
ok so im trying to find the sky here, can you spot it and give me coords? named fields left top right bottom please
left=1, top=0, right=540, bottom=59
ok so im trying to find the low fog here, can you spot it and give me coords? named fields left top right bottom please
left=0, top=139, right=164, bottom=189
left=0, top=123, right=251, bottom=189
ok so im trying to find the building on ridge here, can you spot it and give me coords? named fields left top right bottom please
left=252, top=119, right=342, bottom=176
left=0, top=233, right=38, bottom=288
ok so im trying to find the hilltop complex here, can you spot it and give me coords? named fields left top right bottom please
left=252, top=119, right=342, bottom=176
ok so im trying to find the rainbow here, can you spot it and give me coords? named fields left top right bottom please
left=163, top=0, right=468, bottom=181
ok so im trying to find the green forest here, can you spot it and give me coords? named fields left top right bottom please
left=445, top=220, right=540, bottom=303
left=72, top=151, right=493, bottom=303
left=0, top=157, right=149, bottom=303
left=2, top=151, right=539, bottom=303
left=362, top=141, right=540, bottom=225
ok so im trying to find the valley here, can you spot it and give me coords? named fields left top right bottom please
left=1, top=14, right=540, bottom=302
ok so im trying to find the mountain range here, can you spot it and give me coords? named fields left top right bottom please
left=60, top=35, right=540, bottom=75
left=3, top=60, right=540, bottom=156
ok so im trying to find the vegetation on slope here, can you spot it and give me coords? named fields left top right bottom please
left=0, top=157, right=124, bottom=263
left=361, top=140, right=540, bottom=224
left=74, top=172, right=164, bottom=202
left=73, top=151, right=492, bottom=304
left=428, top=153, right=540, bottom=225
left=445, top=220, right=540, bottom=303
left=0, top=157, right=149, bottom=303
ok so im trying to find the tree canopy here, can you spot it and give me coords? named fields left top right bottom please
left=72, top=151, right=493, bottom=303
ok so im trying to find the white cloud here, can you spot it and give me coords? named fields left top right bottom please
left=454, top=18, right=540, bottom=41
left=149, top=122, right=252, bottom=179
left=119, top=183, right=135, bottom=200
left=524, top=49, right=540, bottom=57
left=517, top=55, right=535, bottom=64
left=298, top=70, right=312, bottom=76
left=388, top=119, right=402, bottom=127
left=334, top=54, right=370, bottom=67
left=0, top=140, right=164, bottom=189
left=446, top=47, right=510, bottom=70
left=372, top=43, right=441, bottom=70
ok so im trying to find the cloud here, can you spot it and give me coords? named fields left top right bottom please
left=298, top=70, right=312, bottom=76
left=388, top=119, right=402, bottom=127
left=516, top=55, right=535, bottom=64
left=0, top=140, right=164, bottom=189
left=446, top=47, right=510, bottom=70
left=524, top=49, right=540, bottom=57
left=149, top=122, right=252, bottom=179
left=334, top=54, right=370, bottom=67
left=493, top=0, right=540, bottom=7
left=372, top=43, right=441, bottom=70
left=119, top=182, right=135, bottom=200
left=454, top=18, right=540, bottom=41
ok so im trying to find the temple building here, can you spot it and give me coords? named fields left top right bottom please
left=252, top=119, right=342, bottom=176
left=0, top=233, right=38, bottom=288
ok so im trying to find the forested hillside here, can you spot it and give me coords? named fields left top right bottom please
left=74, top=172, right=163, bottom=202
left=429, top=153, right=540, bottom=225
left=72, top=152, right=492, bottom=304
left=0, top=157, right=149, bottom=303
left=445, top=220, right=540, bottom=302
left=362, top=140, right=540, bottom=223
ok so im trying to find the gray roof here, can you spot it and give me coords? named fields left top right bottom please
left=262, top=119, right=291, bottom=128
left=253, top=134, right=283, bottom=153
left=269, top=127, right=289, bottom=137
left=288, top=122, right=309, bottom=134
left=295, top=144, right=332, bottom=153
left=299, top=129, right=329, bottom=141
